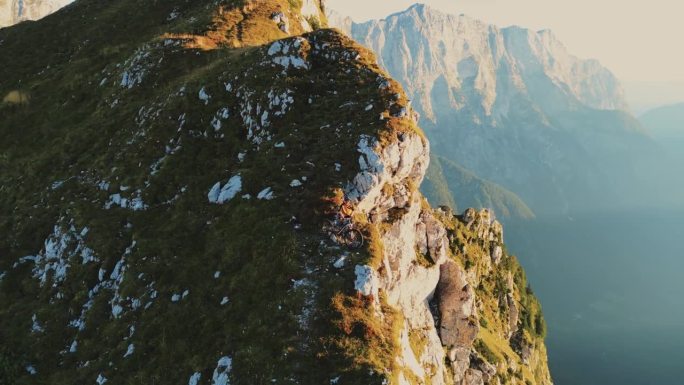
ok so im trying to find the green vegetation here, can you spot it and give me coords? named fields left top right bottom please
left=0, top=1, right=420, bottom=384
left=435, top=207, right=551, bottom=384
left=0, top=1, right=552, bottom=384
left=474, top=338, right=500, bottom=365
left=415, top=247, right=435, bottom=267
left=512, top=262, right=547, bottom=340
left=0, top=348, right=20, bottom=384
left=327, top=293, right=402, bottom=382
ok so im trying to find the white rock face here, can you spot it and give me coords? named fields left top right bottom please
left=208, top=175, right=243, bottom=204
left=325, top=8, right=353, bottom=36
left=345, top=133, right=429, bottom=214
left=188, top=372, right=202, bottom=385
left=267, top=38, right=310, bottom=71
left=353, top=265, right=379, bottom=298
left=257, top=187, right=275, bottom=200
left=346, top=129, right=453, bottom=385
left=0, top=0, right=72, bottom=27
left=340, top=99, right=545, bottom=383
left=298, top=0, right=323, bottom=31
left=299, top=0, right=320, bottom=20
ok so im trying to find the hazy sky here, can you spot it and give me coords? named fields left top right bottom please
left=326, top=0, right=684, bottom=83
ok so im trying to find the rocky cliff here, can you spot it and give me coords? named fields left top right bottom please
left=0, top=1, right=551, bottom=384
left=0, top=0, right=71, bottom=27
left=330, top=4, right=658, bottom=217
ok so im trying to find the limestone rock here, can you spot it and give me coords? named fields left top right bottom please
left=436, top=260, right=478, bottom=348
left=0, top=0, right=72, bottom=27
left=463, top=369, right=485, bottom=385
left=491, top=245, right=503, bottom=265
left=472, top=354, right=497, bottom=383
left=448, top=346, right=472, bottom=384
left=345, top=132, right=429, bottom=215
left=507, top=293, right=519, bottom=337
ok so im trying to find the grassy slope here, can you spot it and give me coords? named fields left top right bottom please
left=0, top=1, right=420, bottom=383
left=0, top=1, right=551, bottom=384
left=422, top=155, right=535, bottom=220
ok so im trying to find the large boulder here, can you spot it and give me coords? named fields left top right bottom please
left=436, top=260, right=479, bottom=348
left=448, top=346, right=472, bottom=383
left=491, top=245, right=503, bottom=265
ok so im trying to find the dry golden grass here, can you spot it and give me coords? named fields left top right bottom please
left=2, top=90, right=29, bottom=105
left=161, top=0, right=322, bottom=50
left=329, top=292, right=403, bottom=382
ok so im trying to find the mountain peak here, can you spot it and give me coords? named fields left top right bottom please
left=407, top=2, right=430, bottom=13
left=338, top=5, right=628, bottom=114
left=385, top=2, right=443, bottom=21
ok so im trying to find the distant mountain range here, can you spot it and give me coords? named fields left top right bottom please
left=330, top=4, right=664, bottom=217
left=639, top=103, right=684, bottom=192
left=624, top=81, right=684, bottom=114
left=640, top=102, right=684, bottom=139
left=423, top=154, right=535, bottom=219
left=3, top=1, right=677, bottom=218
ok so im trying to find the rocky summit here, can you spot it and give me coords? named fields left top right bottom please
left=0, top=1, right=551, bottom=384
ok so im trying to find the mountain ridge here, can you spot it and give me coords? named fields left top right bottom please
left=1, top=1, right=551, bottom=384
left=344, top=3, right=630, bottom=119
left=329, top=3, right=660, bottom=217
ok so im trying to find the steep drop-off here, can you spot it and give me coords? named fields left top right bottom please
left=0, top=1, right=551, bottom=384
left=423, top=155, right=535, bottom=220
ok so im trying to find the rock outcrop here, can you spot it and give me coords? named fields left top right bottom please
left=0, top=0, right=71, bottom=27
left=438, top=261, right=478, bottom=348
left=342, top=98, right=552, bottom=384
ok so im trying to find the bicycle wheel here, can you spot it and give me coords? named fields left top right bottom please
left=344, top=228, right=364, bottom=249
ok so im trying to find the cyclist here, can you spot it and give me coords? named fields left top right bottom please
left=339, top=200, right=354, bottom=220
left=322, top=188, right=354, bottom=222
left=320, top=189, right=363, bottom=249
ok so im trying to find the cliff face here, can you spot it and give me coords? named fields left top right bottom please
left=0, top=1, right=551, bottom=384
left=345, top=133, right=551, bottom=384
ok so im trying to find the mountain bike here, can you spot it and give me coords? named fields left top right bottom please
left=322, top=217, right=364, bottom=249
